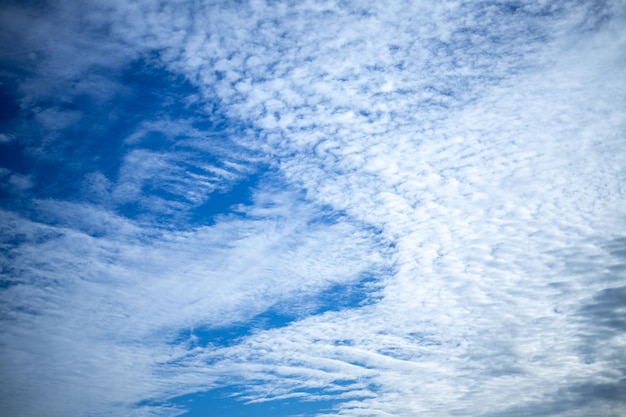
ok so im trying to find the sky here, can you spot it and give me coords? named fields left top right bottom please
left=0, top=0, right=625, bottom=416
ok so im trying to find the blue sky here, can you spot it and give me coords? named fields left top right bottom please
left=1, top=1, right=625, bottom=416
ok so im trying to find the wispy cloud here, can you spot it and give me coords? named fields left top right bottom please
left=1, top=0, right=625, bottom=416
left=0, top=188, right=382, bottom=415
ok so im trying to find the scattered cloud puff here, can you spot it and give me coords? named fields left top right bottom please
left=0, top=0, right=625, bottom=416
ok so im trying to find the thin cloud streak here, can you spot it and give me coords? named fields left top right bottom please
left=0, top=192, right=383, bottom=416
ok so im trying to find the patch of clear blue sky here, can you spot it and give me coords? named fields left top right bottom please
left=147, top=387, right=339, bottom=417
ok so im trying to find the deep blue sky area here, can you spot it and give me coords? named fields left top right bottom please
left=0, top=1, right=625, bottom=417
left=171, top=388, right=338, bottom=417
left=0, top=57, right=260, bottom=228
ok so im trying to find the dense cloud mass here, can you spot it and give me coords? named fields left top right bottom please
left=1, top=1, right=625, bottom=416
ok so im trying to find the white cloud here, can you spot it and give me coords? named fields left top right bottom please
left=0, top=187, right=382, bottom=416
left=138, top=1, right=624, bottom=415
left=6, top=173, right=33, bottom=191
left=1, top=0, right=625, bottom=416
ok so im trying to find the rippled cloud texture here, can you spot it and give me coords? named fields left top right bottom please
left=1, top=1, right=625, bottom=416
